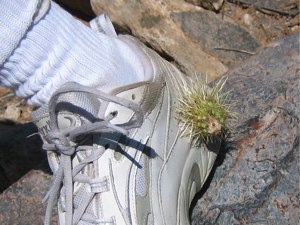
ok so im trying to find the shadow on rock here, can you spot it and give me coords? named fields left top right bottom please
left=0, top=120, right=50, bottom=192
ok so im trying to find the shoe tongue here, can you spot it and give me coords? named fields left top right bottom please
left=31, top=92, right=100, bottom=138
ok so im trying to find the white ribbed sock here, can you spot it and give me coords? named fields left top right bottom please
left=0, top=1, right=148, bottom=106
left=0, top=0, right=40, bottom=65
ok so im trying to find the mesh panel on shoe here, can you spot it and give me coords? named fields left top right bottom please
left=74, top=184, right=90, bottom=209
left=56, top=92, right=100, bottom=117
left=136, top=154, right=147, bottom=197
left=147, top=213, right=154, bottom=225
left=31, top=91, right=100, bottom=122
left=78, top=221, right=91, bottom=225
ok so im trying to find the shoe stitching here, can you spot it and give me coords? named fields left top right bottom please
left=156, top=70, right=176, bottom=225
left=132, top=136, right=152, bottom=225
left=109, top=158, right=132, bottom=225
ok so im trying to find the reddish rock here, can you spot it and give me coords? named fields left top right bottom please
left=0, top=169, right=57, bottom=225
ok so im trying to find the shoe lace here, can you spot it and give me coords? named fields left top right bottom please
left=42, top=82, right=144, bottom=225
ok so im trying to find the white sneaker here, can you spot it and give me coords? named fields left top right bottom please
left=31, top=14, right=220, bottom=225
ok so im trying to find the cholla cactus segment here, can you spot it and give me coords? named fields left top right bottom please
left=176, top=76, right=232, bottom=146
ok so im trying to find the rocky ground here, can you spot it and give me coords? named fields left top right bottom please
left=0, top=0, right=299, bottom=224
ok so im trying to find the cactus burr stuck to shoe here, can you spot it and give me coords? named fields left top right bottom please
left=176, top=76, right=233, bottom=146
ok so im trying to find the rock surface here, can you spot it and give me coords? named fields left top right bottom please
left=89, top=0, right=299, bottom=74
left=0, top=169, right=56, bottom=225
left=90, top=0, right=228, bottom=80
left=191, top=32, right=300, bottom=225
left=227, top=0, right=299, bottom=16
left=171, top=10, right=260, bottom=66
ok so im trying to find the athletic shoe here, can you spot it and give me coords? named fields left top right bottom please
left=31, top=14, right=220, bottom=225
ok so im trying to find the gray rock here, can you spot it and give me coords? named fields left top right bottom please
left=227, top=0, right=299, bottom=16
left=191, top=32, right=300, bottom=225
left=171, top=10, right=260, bottom=67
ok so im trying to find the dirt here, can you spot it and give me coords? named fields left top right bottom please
left=221, top=2, right=299, bottom=45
